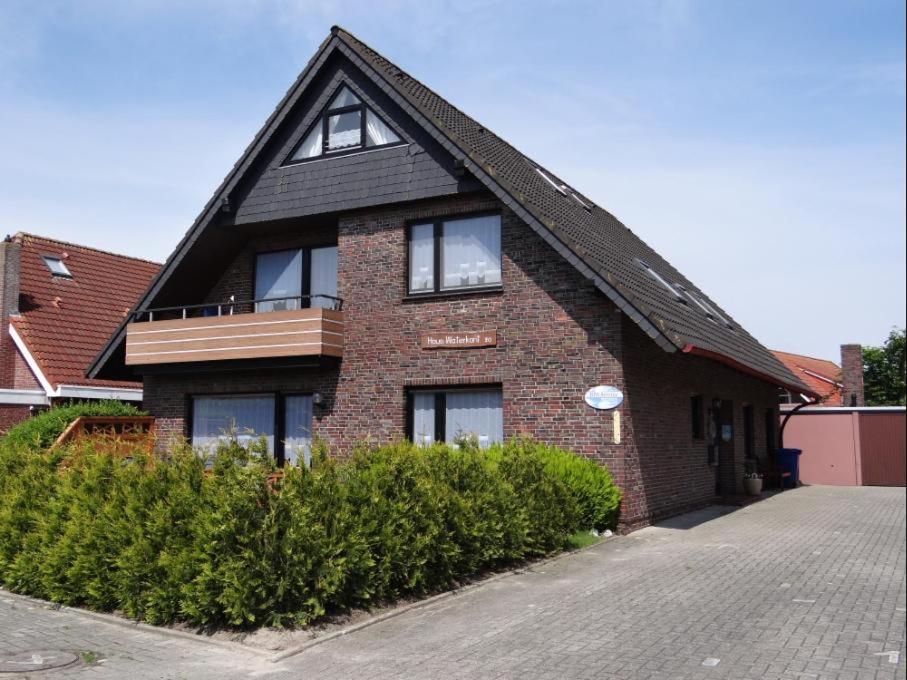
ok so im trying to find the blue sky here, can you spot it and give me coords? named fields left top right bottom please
left=1, top=0, right=904, bottom=363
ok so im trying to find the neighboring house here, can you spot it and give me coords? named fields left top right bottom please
left=772, top=344, right=865, bottom=407
left=0, top=233, right=160, bottom=431
left=89, top=27, right=816, bottom=528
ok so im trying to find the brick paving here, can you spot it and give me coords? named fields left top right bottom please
left=0, top=485, right=904, bottom=679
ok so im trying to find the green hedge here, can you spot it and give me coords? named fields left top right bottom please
left=0, top=437, right=619, bottom=629
left=1, top=401, right=146, bottom=451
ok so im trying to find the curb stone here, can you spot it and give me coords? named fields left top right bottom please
left=0, top=533, right=620, bottom=665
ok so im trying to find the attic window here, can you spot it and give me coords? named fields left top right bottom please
left=636, top=259, right=684, bottom=302
left=678, top=285, right=733, bottom=329
left=536, top=167, right=593, bottom=211
left=536, top=167, right=567, bottom=195
left=42, top=256, right=72, bottom=278
left=288, top=85, right=402, bottom=163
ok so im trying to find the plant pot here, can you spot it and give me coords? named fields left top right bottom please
left=743, top=477, right=763, bottom=496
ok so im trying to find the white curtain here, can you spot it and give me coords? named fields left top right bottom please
left=192, top=395, right=275, bottom=453
left=409, top=223, right=435, bottom=292
left=255, top=249, right=302, bottom=312
left=330, top=86, right=360, bottom=108
left=441, top=215, right=501, bottom=290
left=284, top=395, right=314, bottom=466
left=445, top=391, right=503, bottom=448
left=412, top=392, right=436, bottom=446
left=365, top=110, right=401, bottom=147
left=292, top=124, right=323, bottom=160
left=310, top=246, right=338, bottom=309
left=327, top=111, right=361, bottom=150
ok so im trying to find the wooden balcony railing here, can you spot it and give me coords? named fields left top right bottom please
left=125, top=296, right=344, bottom=366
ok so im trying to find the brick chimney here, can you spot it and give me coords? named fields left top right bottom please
left=0, top=235, right=23, bottom=389
left=840, top=344, right=865, bottom=407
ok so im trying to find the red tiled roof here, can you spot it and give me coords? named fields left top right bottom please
left=771, top=350, right=843, bottom=405
left=10, top=233, right=160, bottom=390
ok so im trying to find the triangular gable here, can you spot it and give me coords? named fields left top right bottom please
left=90, top=27, right=814, bottom=397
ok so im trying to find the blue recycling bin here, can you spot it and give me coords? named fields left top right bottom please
left=778, top=448, right=802, bottom=488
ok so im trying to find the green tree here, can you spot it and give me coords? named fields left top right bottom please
left=863, top=328, right=906, bottom=406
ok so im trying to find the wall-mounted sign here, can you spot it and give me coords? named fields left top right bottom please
left=584, top=385, right=624, bottom=410
left=421, top=330, right=497, bottom=350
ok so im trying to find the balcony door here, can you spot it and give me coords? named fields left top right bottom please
left=255, top=246, right=338, bottom=312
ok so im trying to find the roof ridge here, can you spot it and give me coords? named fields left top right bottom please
left=771, top=349, right=840, bottom=367
left=13, top=232, right=162, bottom=266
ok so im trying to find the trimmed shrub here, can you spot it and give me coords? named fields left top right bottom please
left=0, top=436, right=620, bottom=629
left=1, top=401, right=146, bottom=451
left=536, top=444, right=621, bottom=531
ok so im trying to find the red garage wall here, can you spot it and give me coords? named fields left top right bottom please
left=782, top=407, right=906, bottom=487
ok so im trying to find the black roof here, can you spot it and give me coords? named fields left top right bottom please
left=90, top=26, right=813, bottom=395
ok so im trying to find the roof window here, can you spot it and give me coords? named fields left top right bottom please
left=636, top=259, right=684, bottom=302
left=288, top=85, right=402, bottom=162
left=678, top=284, right=734, bottom=329
left=42, top=255, right=72, bottom=278
left=535, top=167, right=593, bottom=211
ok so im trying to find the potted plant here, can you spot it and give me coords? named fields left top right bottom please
left=743, top=458, right=763, bottom=496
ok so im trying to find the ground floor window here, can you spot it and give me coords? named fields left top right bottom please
left=408, top=388, right=503, bottom=447
left=190, top=393, right=313, bottom=466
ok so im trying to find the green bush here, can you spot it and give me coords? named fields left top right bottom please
left=536, top=444, right=621, bottom=531
left=0, top=436, right=620, bottom=629
left=1, top=401, right=146, bottom=451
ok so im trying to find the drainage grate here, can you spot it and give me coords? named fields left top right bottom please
left=0, top=650, right=79, bottom=673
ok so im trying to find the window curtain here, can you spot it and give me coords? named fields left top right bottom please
left=445, top=391, right=503, bottom=447
left=412, top=392, right=436, bottom=446
left=191, top=395, right=275, bottom=453
left=292, top=125, right=323, bottom=160
left=255, top=250, right=302, bottom=312
left=284, top=395, right=314, bottom=466
left=330, top=87, right=360, bottom=108
left=409, top=223, right=435, bottom=292
left=365, top=110, right=401, bottom=147
left=327, top=111, right=361, bottom=150
left=441, top=215, right=501, bottom=290
left=310, top=246, right=339, bottom=309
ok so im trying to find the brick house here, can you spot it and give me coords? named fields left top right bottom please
left=0, top=233, right=160, bottom=431
left=89, top=27, right=816, bottom=528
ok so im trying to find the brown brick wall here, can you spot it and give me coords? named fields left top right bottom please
left=0, top=404, right=32, bottom=433
left=144, top=192, right=624, bottom=464
left=840, top=344, right=865, bottom=407
left=619, top=321, right=780, bottom=528
left=142, top=192, right=780, bottom=529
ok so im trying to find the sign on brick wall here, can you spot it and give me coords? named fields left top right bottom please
left=420, top=330, right=497, bottom=350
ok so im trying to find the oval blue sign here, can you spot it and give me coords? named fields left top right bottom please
left=584, top=385, right=623, bottom=410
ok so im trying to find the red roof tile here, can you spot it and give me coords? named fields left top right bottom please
left=771, top=350, right=843, bottom=405
left=11, top=233, right=160, bottom=390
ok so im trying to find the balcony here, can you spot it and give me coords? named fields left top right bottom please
left=125, top=296, right=344, bottom=366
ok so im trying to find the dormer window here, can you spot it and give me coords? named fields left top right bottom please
left=42, top=255, right=72, bottom=278
left=288, top=86, right=402, bottom=162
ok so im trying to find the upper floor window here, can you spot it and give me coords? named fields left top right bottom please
left=288, top=86, right=402, bottom=162
left=255, top=246, right=338, bottom=312
left=42, top=255, right=72, bottom=278
left=408, top=214, right=502, bottom=294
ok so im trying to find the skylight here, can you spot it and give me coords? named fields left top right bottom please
left=289, top=84, right=402, bottom=162
left=536, top=167, right=567, bottom=195
left=678, top=284, right=733, bottom=329
left=42, top=255, right=72, bottom=278
left=636, top=259, right=683, bottom=302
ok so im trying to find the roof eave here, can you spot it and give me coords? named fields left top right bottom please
left=682, top=344, right=821, bottom=399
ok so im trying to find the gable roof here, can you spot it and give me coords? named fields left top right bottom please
left=88, top=26, right=815, bottom=397
left=771, top=350, right=842, bottom=404
left=12, top=233, right=160, bottom=391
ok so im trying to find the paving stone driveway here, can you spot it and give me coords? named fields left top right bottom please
left=1, top=485, right=904, bottom=680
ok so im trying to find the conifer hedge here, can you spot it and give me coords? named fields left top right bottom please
left=0, top=432, right=620, bottom=629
